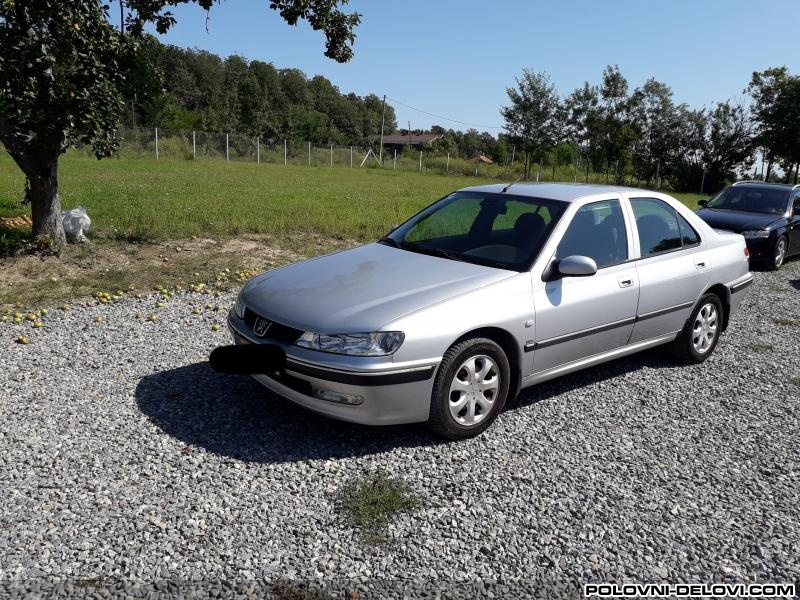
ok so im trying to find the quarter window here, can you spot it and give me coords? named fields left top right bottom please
left=678, top=213, right=700, bottom=246
left=556, top=200, right=628, bottom=268
left=631, top=198, right=697, bottom=257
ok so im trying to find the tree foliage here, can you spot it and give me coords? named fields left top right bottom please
left=500, top=69, right=560, bottom=177
left=747, top=67, right=800, bottom=181
left=130, top=41, right=396, bottom=145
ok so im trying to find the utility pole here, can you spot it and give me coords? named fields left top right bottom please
left=119, top=0, right=124, bottom=34
left=379, top=94, right=386, bottom=165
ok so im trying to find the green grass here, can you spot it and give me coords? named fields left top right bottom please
left=0, top=154, right=705, bottom=244
left=749, top=342, right=775, bottom=353
left=336, top=470, right=418, bottom=544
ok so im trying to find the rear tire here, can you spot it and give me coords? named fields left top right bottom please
left=768, top=235, right=788, bottom=271
left=670, top=293, right=723, bottom=364
left=427, top=338, right=510, bottom=439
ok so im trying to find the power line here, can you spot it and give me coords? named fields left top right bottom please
left=385, top=96, right=504, bottom=130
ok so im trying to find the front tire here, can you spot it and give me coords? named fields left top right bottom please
left=671, top=293, right=723, bottom=364
left=427, top=338, right=510, bottom=439
left=769, top=235, right=788, bottom=271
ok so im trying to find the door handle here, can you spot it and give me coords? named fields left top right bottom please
left=618, top=277, right=633, bottom=288
left=695, top=259, right=707, bottom=269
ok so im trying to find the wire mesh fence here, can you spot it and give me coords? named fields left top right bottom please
left=86, top=127, right=697, bottom=189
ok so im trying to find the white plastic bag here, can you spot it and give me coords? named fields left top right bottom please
left=62, top=206, right=91, bottom=242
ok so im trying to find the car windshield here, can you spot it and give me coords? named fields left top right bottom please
left=383, top=191, right=568, bottom=271
left=706, top=186, right=790, bottom=215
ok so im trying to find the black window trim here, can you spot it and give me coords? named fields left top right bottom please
left=630, top=197, right=702, bottom=261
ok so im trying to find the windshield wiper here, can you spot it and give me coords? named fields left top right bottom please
left=404, top=243, right=468, bottom=263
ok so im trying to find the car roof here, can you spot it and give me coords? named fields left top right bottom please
left=730, top=181, right=796, bottom=191
left=458, top=182, right=657, bottom=203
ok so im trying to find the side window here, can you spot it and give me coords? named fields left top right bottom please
left=793, top=194, right=800, bottom=213
left=556, top=199, right=628, bottom=269
left=678, top=213, right=700, bottom=246
left=630, top=198, right=682, bottom=257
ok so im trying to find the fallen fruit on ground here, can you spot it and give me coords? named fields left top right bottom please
left=16, top=335, right=30, bottom=344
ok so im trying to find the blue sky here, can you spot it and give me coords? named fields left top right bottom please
left=154, top=0, right=800, bottom=132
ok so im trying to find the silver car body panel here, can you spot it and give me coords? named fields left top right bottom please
left=229, top=183, right=753, bottom=425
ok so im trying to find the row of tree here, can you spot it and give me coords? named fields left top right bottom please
left=499, top=66, right=800, bottom=191
left=131, top=40, right=397, bottom=146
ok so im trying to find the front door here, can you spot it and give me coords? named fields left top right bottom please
left=531, top=198, right=639, bottom=375
left=789, top=193, right=800, bottom=255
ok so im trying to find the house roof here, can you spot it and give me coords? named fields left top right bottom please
left=468, top=154, right=494, bottom=164
left=382, top=133, right=442, bottom=145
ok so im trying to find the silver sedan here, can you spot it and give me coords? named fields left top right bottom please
left=215, top=183, right=753, bottom=438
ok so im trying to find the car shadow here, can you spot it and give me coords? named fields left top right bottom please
left=789, top=278, right=800, bottom=291
left=511, top=347, right=678, bottom=409
left=135, top=362, right=445, bottom=463
left=135, top=349, right=679, bottom=463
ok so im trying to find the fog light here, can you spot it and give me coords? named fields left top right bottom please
left=313, top=388, right=365, bottom=405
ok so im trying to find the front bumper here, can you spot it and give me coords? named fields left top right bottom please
left=225, top=311, right=439, bottom=426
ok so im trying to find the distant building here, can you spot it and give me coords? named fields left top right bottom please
left=381, top=132, right=443, bottom=152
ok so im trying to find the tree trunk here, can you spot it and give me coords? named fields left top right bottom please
left=765, top=156, right=774, bottom=181
left=795, top=163, right=799, bottom=185
left=0, top=119, right=66, bottom=247
left=27, top=162, right=66, bottom=246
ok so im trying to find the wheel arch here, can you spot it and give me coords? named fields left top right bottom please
left=701, top=283, right=731, bottom=331
left=450, top=326, right=522, bottom=400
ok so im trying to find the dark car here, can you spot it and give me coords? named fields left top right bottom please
left=696, top=181, right=800, bottom=270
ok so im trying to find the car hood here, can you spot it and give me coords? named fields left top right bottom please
left=241, top=243, right=515, bottom=332
left=695, top=208, right=782, bottom=232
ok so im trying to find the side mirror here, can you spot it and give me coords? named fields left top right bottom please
left=698, top=200, right=709, bottom=208
left=793, top=206, right=800, bottom=216
left=558, top=255, right=598, bottom=277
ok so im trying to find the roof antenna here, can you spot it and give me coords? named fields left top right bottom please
left=501, top=174, right=524, bottom=193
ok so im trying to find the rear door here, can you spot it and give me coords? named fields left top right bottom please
left=626, top=196, right=711, bottom=344
left=530, top=197, right=639, bottom=375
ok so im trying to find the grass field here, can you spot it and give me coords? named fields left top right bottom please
left=0, top=154, right=706, bottom=307
left=0, top=154, right=706, bottom=241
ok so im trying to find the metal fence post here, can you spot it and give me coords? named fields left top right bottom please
left=154, top=127, right=159, bottom=160
left=393, top=149, right=397, bottom=171
left=574, top=155, right=579, bottom=182
left=350, top=146, right=353, bottom=168
left=256, top=136, right=260, bottom=164
left=700, top=169, right=706, bottom=194
left=330, top=144, right=333, bottom=167
left=419, top=150, right=422, bottom=172
left=225, top=133, right=229, bottom=162
left=446, top=152, right=450, bottom=174
left=192, top=131, right=196, bottom=160
left=308, top=141, right=311, bottom=166
left=510, top=145, right=515, bottom=168
left=284, top=139, right=287, bottom=166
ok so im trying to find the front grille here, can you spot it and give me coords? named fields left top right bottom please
left=243, top=308, right=303, bottom=344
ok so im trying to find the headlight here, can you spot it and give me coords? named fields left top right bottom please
left=233, top=294, right=246, bottom=319
left=741, top=230, right=770, bottom=239
left=296, top=331, right=405, bottom=356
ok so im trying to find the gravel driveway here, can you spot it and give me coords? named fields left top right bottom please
left=1, top=261, right=799, bottom=599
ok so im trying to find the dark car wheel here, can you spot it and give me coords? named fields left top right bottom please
left=769, top=235, right=788, bottom=271
left=427, top=337, right=510, bottom=439
left=671, top=293, right=723, bottom=364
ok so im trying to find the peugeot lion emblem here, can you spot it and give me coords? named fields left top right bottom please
left=253, top=317, right=272, bottom=338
